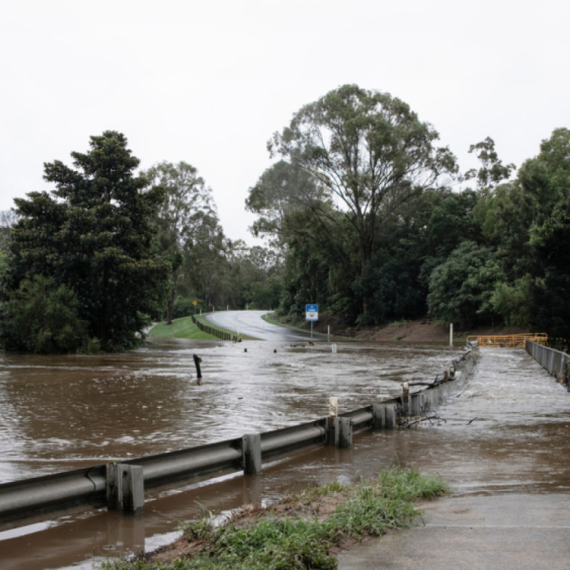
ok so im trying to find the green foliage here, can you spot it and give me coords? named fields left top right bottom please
left=427, top=241, right=501, bottom=329
left=2, top=275, right=88, bottom=353
left=172, top=296, right=198, bottom=319
left=359, top=252, right=425, bottom=325
left=144, top=161, right=221, bottom=322
left=473, top=128, right=570, bottom=338
left=255, top=84, right=457, bottom=320
left=490, top=277, right=533, bottom=328
left=6, top=132, right=170, bottom=352
left=465, top=136, right=515, bottom=194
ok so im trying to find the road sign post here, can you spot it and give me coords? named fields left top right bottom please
left=306, top=304, right=318, bottom=341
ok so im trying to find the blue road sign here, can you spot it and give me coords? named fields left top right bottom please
left=306, top=304, right=318, bottom=321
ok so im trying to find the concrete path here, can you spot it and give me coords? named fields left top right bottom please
left=338, top=348, right=570, bottom=570
left=338, top=494, right=570, bottom=569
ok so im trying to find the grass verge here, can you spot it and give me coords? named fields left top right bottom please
left=102, top=466, right=449, bottom=570
left=193, top=314, right=258, bottom=341
left=147, top=316, right=216, bottom=339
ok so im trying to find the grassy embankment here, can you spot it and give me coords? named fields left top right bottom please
left=148, top=314, right=257, bottom=341
left=147, top=316, right=216, bottom=339
left=103, top=466, right=448, bottom=570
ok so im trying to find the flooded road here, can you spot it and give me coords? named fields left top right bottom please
left=2, top=344, right=569, bottom=570
left=0, top=339, right=456, bottom=483
left=204, top=310, right=318, bottom=341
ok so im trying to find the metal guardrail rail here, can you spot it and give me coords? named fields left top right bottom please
left=0, top=349, right=477, bottom=528
left=526, top=340, right=569, bottom=378
left=467, top=333, right=548, bottom=348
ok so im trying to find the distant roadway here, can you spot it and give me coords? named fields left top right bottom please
left=204, top=310, right=319, bottom=341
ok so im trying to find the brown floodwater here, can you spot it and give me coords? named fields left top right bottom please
left=0, top=338, right=457, bottom=483
left=2, top=342, right=569, bottom=570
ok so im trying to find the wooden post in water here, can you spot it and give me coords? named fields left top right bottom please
left=193, top=354, right=202, bottom=385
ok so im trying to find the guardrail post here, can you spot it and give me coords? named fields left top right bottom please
left=326, top=397, right=339, bottom=445
left=106, top=463, right=144, bottom=514
left=123, top=465, right=144, bottom=513
left=384, top=404, right=397, bottom=428
left=410, top=393, right=421, bottom=416
left=106, top=463, right=121, bottom=511
left=338, top=417, right=352, bottom=448
left=325, top=417, right=338, bottom=445
left=372, top=403, right=385, bottom=428
left=242, top=433, right=262, bottom=475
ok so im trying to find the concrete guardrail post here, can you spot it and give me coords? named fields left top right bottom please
left=384, top=404, right=397, bottom=428
left=326, top=417, right=339, bottom=446
left=411, top=393, right=429, bottom=416
left=372, top=403, right=385, bottom=428
left=242, top=433, right=262, bottom=475
left=410, top=393, right=421, bottom=416
left=338, top=417, right=353, bottom=448
left=326, top=397, right=339, bottom=445
left=106, top=463, right=144, bottom=514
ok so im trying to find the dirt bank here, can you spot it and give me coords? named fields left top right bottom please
left=300, top=315, right=527, bottom=343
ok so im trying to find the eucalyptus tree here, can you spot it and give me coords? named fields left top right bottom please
left=267, top=84, right=457, bottom=279
left=145, top=161, right=219, bottom=323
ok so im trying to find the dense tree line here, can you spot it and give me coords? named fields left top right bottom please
left=0, top=133, right=280, bottom=353
left=1, top=85, right=569, bottom=353
left=248, top=85, right=570, bottom=341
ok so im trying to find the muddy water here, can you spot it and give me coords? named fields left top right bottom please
left=3, top=344, right=569, bottom=570
left=0, top=339, right=456, bottom=483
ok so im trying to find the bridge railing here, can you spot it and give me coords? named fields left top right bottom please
left=526, top=340, right=569, bottom=378
left=467, top=333, right=548, bottom=348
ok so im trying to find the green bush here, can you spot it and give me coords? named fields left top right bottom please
left=173, top=296, right=198, bottom=318
left=2, top=275, right=89, bottom=353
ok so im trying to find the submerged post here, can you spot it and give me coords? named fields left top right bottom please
left=193, top=354, right=202, bottom=385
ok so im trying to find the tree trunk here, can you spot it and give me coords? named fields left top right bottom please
left=166, top=288, right=175, bottom=325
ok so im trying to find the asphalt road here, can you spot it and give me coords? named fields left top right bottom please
left=204, top=310, right=319, bottom=341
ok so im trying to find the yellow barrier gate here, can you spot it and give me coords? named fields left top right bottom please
left=466, top=333, right=548, bottom=348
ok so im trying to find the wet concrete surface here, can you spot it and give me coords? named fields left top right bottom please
left=0, top=338, right=458, bottom=569
left=338, top=494, right=570, bottom=570
left=337, top=348, right=570, bottom=570
left=204, top=310, right=319, bottom=341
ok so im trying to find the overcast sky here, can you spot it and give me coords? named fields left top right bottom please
left=1, top=0, right=569, bottom=244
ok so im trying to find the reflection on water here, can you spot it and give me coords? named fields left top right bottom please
left=0, top=339, right=458, bottom=483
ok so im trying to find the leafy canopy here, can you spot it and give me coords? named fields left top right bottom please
left=268, top=84, right=457, bottom=271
